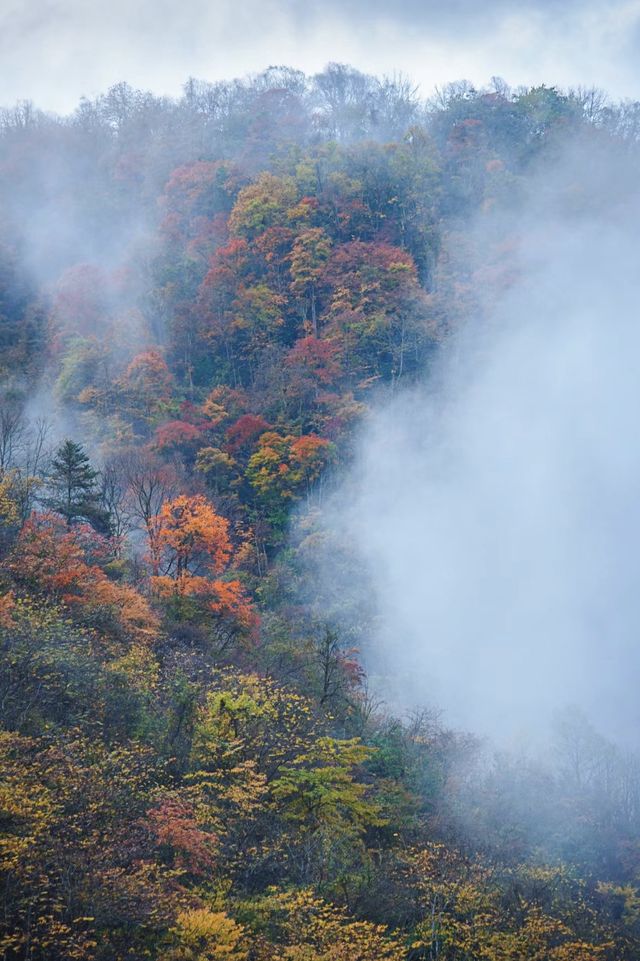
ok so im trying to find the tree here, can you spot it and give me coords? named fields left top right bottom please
left=116, top=448, right=182, bottom=574
left=271, top=737, right=383, bottom=837
left=195, top=446, right=238, bottom=494
left=154, top=494, right=232, bottom=583
left=150, top=494, right=255, bottom=632
left=121, top=349, right=174, bottom=424
left=159, top=159, right=238, bottom=259
left=321, top=241, right=434, bottom=383
left=191, top=672, right=317, bottom=780
left=44, top=438, right=110, bottom=532
left=246, top=432, right=336, bottom=523
left=168, top=908, right=248, bottom=960
left=225, top=413, right=271, bottom=454
left=8, top=512, right=159, bottom=644
left=247, top=888, right=405, bottom=961
left=228, top=174, right=298, bottom=239
left=289, top=228, right=332, bottom=335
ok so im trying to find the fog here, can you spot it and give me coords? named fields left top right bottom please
left=320, top=137, right=640, bottom=745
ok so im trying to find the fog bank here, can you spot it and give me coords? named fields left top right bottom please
left=327, top=139, right=640, bottom=743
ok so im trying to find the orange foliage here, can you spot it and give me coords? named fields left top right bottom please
left=9, top=513, right=158, bottom=643
left=0, top=591, right=15, bottom=627
left=150, top=495, right=256, bottom=631
left=9, top=513, right=100, bottom=599
left=210, top=578, right=259, bottom=630
left=152, top=573, right=214, bottom=597
left=154, top=494, right=232, bottom=578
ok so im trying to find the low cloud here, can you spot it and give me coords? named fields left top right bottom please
left=317, top=137, right=640, bottom=745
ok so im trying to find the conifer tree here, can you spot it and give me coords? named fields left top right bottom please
left=44, top=438, right=110, bottom=533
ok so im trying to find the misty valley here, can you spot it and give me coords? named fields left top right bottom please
left=1, top=65, right=640, bottom=959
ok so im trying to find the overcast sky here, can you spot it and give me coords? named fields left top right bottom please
left=2, top=0, right=640, bottom=113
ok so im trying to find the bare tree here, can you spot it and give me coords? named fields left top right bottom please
left=0, top=403, right=26, bottom=475
left=117, top=449, right=182, bottom=573
left=100, top=461, right=135, bottom=550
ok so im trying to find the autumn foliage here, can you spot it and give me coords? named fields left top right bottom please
left=9, top=512, right=159, bottom=642
left=0, top=67, right=637, bottom=961
left=151, top=494, right=256, bottom=629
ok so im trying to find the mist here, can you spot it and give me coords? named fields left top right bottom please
left=320, top=135, right=640, bottom=745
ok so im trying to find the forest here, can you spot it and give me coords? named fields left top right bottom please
left=1, top=64, right=640, bottom=959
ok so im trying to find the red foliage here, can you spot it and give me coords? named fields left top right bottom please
left=154, top=420, right=203, bottom=454
left=253, top=225, right=295, bottom=269
left=178, top=400, right=209, bottom=427
left=225, top=414, right=271, bottom=454
left=322, top=241, right=417, bottom=313
left=202, top=238, right=250, bottom=291
left=159, top=160, right=239, bottom=255
left=146, top=797, right=217, bottom=875
left=8, top=513, right=158, bottom=641
left=10, top=513, right=109, bottom=600
left=284, top=336, right=342, bottom=385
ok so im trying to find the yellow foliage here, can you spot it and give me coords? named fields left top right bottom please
left=0, top=472, right=19, bottom=526
left=250, top=889, right=405, bottom=961
left=171, top=907, right=248, bottom=960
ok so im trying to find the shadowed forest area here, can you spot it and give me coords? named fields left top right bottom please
left=2, top=65, right=640, bottom=959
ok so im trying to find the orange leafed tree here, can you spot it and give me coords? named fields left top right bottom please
left=154, top=494, right=231, bottom=581
left=151, top=495, right=255, bottom=629
left=122, top=349, right=174, bottom=420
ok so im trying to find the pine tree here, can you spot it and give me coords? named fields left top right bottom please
left=44, top=439, right=110, bottom=533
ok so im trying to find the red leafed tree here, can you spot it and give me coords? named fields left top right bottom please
left=322, top=240, right=418, bottom=315
left=8, top=512, right=158, bottom=642
left=225, top=414, right=271, bottom=454
left=283, top=336, right=342, bottom=422
left=146, top=796, right=217, bottom=876
left=285, top=337, right=341, bottom=385
left=154, top=420, right=203, bottom=457
left=159, top=160, right=238, bottom=257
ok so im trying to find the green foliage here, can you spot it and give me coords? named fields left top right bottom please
left=44, top=438, right=110, bottom=532
left=271, top=737, right=384, bottom=835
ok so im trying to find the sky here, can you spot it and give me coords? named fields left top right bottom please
left=2, top=0, right=640, bottom=113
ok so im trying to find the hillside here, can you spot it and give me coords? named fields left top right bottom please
left=1, top=67, right=640, bottom=959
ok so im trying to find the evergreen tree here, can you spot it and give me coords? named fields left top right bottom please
left=44, top=438, right=110, bottom=533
